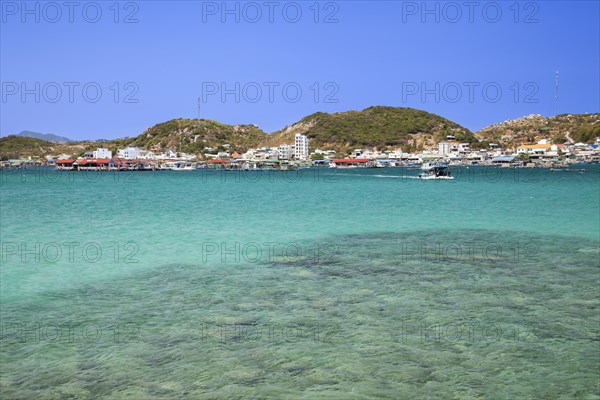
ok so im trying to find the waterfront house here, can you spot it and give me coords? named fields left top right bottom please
left=55, top=159, right=76, bottom=170
left=93, top=148, right=112, bottom=159
left=74, top=158, right=112, bottom=171
left=117, top=146, right=141, bottom=159
left=516, top=144, right=553, bottom=157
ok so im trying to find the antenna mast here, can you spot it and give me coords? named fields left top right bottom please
left=197, top=97, right=201, bottom=120
left=554, top=71, right=559, bottom=116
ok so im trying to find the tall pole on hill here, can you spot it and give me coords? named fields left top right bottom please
left=197, top=97, right=201, bottom=120
left=555, top=71, right=559, bottom=115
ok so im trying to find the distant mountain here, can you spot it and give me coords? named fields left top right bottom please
left=476, top=113, right=600, bottom=146
left=266, top=106, right=474, bottom=153
left=16, top=130, right=74, bottom=143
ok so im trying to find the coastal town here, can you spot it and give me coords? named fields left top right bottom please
left=2, top=132, right=600, bottom=171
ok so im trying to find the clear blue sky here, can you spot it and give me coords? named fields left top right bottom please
left=1, top=0, right=598, bottom=140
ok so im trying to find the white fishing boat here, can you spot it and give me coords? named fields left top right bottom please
left=171, top=162, right=194, bottom=171
left=419, top=163, right=454, bottom=180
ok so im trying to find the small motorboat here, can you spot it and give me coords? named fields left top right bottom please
left=419, top=163, right=454, bottom=180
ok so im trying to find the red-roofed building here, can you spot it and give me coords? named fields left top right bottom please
left=55, top=159, right=75, bottom=170
left=74, top=159, right=112, bottom=170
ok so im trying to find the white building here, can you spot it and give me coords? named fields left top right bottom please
left=438, top=141, right=450, bottom=155
left=361, top=149, right=375, bottom=159
left=312, top=148, right=336, bottom=158
left=351, top=149, right=364, bottom=158
left=93, top=147, right=112, bottom=159
left=240, top=149, right=257, bottom=160
left=138, top=150, right=156, bottom=160
left=516, top=144, right=553, bottom=156
left=278, top=144, right=291, bottom=160
left=117, top=146, right=141, bottom=159
left=294, top=134, right=309, bottom=160
left=165, top=149, right=178, bottom=159
left=458, top=143, right=470, bottom=153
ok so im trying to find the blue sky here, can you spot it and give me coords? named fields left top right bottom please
left=1, top=0, right=599, bottom=140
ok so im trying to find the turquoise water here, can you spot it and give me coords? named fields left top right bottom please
left=1, top=166, right=599, bottom=399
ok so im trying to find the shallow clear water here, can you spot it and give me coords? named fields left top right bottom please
left=1, top=166, right=599, bottom=399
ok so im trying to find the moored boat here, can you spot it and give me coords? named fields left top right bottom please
left=171, top=162, right=195, bottom=171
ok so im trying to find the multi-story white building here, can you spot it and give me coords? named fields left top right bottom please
left=438, top=142, right=450, bottom=155
left=443, top=141, right=470, bottom=154
left=117, top=146, right=141, bottom=159
left=278, top=144, right=292, bottom=160
left=137, top=150, right=156, bottom=160
left=92, top=147, right=112, bottom=159
left=458, top=143, right=471, bottom=153
left=294, top=134, right=309, bottom=160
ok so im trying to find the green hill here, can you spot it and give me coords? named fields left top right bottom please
left=124, top=118, right=268, bottom=155
left=0, top=136, right=104, bottom=160
left=266, top=106, right=474, bottom=153
left=5, top=109, right=598, bottom=159
left=0, top=136, right=55, bottom=159
left=476, top=113, right=600, bottom=146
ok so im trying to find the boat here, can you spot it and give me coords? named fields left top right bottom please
left=171, top=162, right=195, bottom=171
left=549, top=167, right=585, bottom=172
left=419, top=163, right=454, bottom=180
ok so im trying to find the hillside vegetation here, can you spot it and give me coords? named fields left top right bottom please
left=0, top=136, right=100, bottom=160
left=3, top=109, right=599, bottom=159
left=126, top=119, right=268, bottom=154
left=476, top=113, right=600, bottom=146
left=267, top=106, right=474, bottom=153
